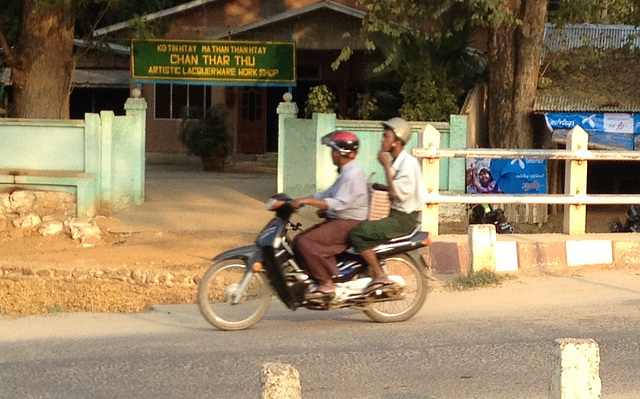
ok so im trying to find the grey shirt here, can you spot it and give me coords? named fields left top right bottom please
left=314, top=160, right=369, bottom=220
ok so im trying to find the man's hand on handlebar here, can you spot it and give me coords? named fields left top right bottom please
left=292, top=196, right=328, bottom=212
left=291, top=198, right=306, bottom=210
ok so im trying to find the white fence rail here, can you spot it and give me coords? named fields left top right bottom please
left=414, top=125, right=640, bottom=235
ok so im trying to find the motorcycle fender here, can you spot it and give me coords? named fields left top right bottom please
left=213, top=244, right=260, bottom=262
left=404, top=249, right=427, bottom=270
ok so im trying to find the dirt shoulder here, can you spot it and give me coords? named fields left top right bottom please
left=0, top=208, right=627, bottom=317
left=0, top=225, right=257, bottom=315
left=0, top=162, right=632, bottom=316
left=1, top=162, right=277, bottom=316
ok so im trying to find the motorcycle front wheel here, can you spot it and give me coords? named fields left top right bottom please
left=363, top=254, right=428, bottom=323
left=197, top=259, right=271, bottom=331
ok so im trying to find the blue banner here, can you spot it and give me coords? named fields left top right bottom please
left=466, top=158, right=547, bottom=194
left=545, top=112, right=640, bottom=134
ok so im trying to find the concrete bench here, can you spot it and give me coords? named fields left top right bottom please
left=0, top=169, right=96, bottom=217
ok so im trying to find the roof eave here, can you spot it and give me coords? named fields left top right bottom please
left=206, top=1, right=365, bottom=40
left=93, top=0, right=220, bottom=37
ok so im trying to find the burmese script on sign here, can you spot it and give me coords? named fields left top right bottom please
left=131, top=40, right=295, bottom=84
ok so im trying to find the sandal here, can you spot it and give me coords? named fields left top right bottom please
left=305, top=288, right=335, bottom=300
left=363, top=280, right=394, bottom=296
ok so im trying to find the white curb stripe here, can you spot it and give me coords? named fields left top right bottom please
left=495, top=241, right=519, bottom=272
left=566, top=240, right=613, bottom=267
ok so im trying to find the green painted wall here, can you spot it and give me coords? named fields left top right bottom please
left=0, top=97, right=147, bottom=217
left=277, top=103, right=467, bottom=198
left=0, top=119, right=86, bottom=170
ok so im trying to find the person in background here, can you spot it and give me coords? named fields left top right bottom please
left=349, top=117, right=426, bottom=295
left=466, top=167, right=503, bottom=194
left=291, top=131, right=369, bottom=300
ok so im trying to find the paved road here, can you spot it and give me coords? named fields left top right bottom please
left=2, top=269, right=639, bottom=398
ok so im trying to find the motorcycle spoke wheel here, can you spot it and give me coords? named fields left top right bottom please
left=363, top=254, right=428, bottom=323
left=197, top=259, right=271, bottom=331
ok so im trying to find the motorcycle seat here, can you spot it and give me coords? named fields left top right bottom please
left=344, top=225, right=425, bottom=255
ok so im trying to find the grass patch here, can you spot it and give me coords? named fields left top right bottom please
left=47, top=304, right=64, bottom=313
left=447, top=270, right=513, bottom=291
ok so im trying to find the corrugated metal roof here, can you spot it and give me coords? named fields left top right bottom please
left=72, top=69, right=130, bottom=88
left=543, top=23, right=640, bottom=52
left=538, top=23, right=640, bottom=113
left=534, top=95, right=640, bottom=113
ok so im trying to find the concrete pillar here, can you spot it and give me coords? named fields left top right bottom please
left=98, top=110, right=114, bottom=209
left=277, top=92, right=298, bottom=192
left=468, top=224, right=497, bottom=274
left=447, top=115, right=467, bottom=192
left=124, top=91, right=148, bottom=205
left=84, top=112, right=101, bottom=215
left=421, top=124, right=441, bottom=236
left=313, top=112, right=337, bottom=192
left=261, top=362, right=302, bottom=399
left=563, top=126, right=588, bottom=234
left=550, top=338, right=601, bottom=399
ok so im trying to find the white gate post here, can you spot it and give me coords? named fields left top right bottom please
left=468, top=224, right=497, bottom=274
left=563, top=126, right=588, bottom=234
left=420, top=124, right=441, bottom=236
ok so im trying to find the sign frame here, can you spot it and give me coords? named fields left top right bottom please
left=131, top=38, right=296, bottom=87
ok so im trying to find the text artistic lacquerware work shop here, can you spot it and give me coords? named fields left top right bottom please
left=131, top=39, right=296, bottom=85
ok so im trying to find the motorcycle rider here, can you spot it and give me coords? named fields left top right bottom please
left=291, top=131, right=369, bottom=300
left=349, top=117, right=427, bottom=295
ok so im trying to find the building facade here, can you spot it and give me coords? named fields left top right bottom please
left=96, top=0, right=374, bottom=156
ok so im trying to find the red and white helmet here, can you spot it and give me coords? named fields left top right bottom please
left=321, top=131, right=359, bottom=155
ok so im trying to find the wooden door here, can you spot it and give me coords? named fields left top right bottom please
left=236, top=87, right=266, bottom=154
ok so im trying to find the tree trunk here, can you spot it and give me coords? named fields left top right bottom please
left=12, top=0, right=75, bottom=119
left=487, top=0, right=548, bottom=149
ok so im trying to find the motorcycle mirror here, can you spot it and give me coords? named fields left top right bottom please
left=266, top=198, right=284, bottom=210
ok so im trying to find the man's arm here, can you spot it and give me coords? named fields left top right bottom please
left=292, top=196, right=328, bottom=210
left=379, top=151, right=399, bottom=200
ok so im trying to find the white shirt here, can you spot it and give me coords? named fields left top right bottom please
left=389, top=150, right=427, bottom=213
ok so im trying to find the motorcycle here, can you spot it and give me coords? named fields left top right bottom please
left=197, top=193, right=431, bottom=331
left=469, top=203, right=515, bottom=234
left=610, top=204, right=640, bottom=232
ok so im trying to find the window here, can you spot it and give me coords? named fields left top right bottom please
left=154, top=84, right=212, bottom=119
left=297, top=62, right=320, bottom=81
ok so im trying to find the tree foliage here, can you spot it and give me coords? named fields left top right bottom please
left=347, top=0, right=640, bottom=144
left=334, top=1, right=488, bottom=122
left=0, top=0, right=185, bottom=118
left=348, top=0, right=548, bottom=149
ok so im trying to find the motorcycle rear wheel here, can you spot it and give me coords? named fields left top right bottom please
left=197, top=259, right=271, bottom=331
left=363, top=254, right=428, bottom=323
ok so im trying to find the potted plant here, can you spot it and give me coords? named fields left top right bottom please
left=355, top=92, right=378, bottom=120
left=304, top=84, right=337, bottom=117
left=179, top=104, right=233, bottom=171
